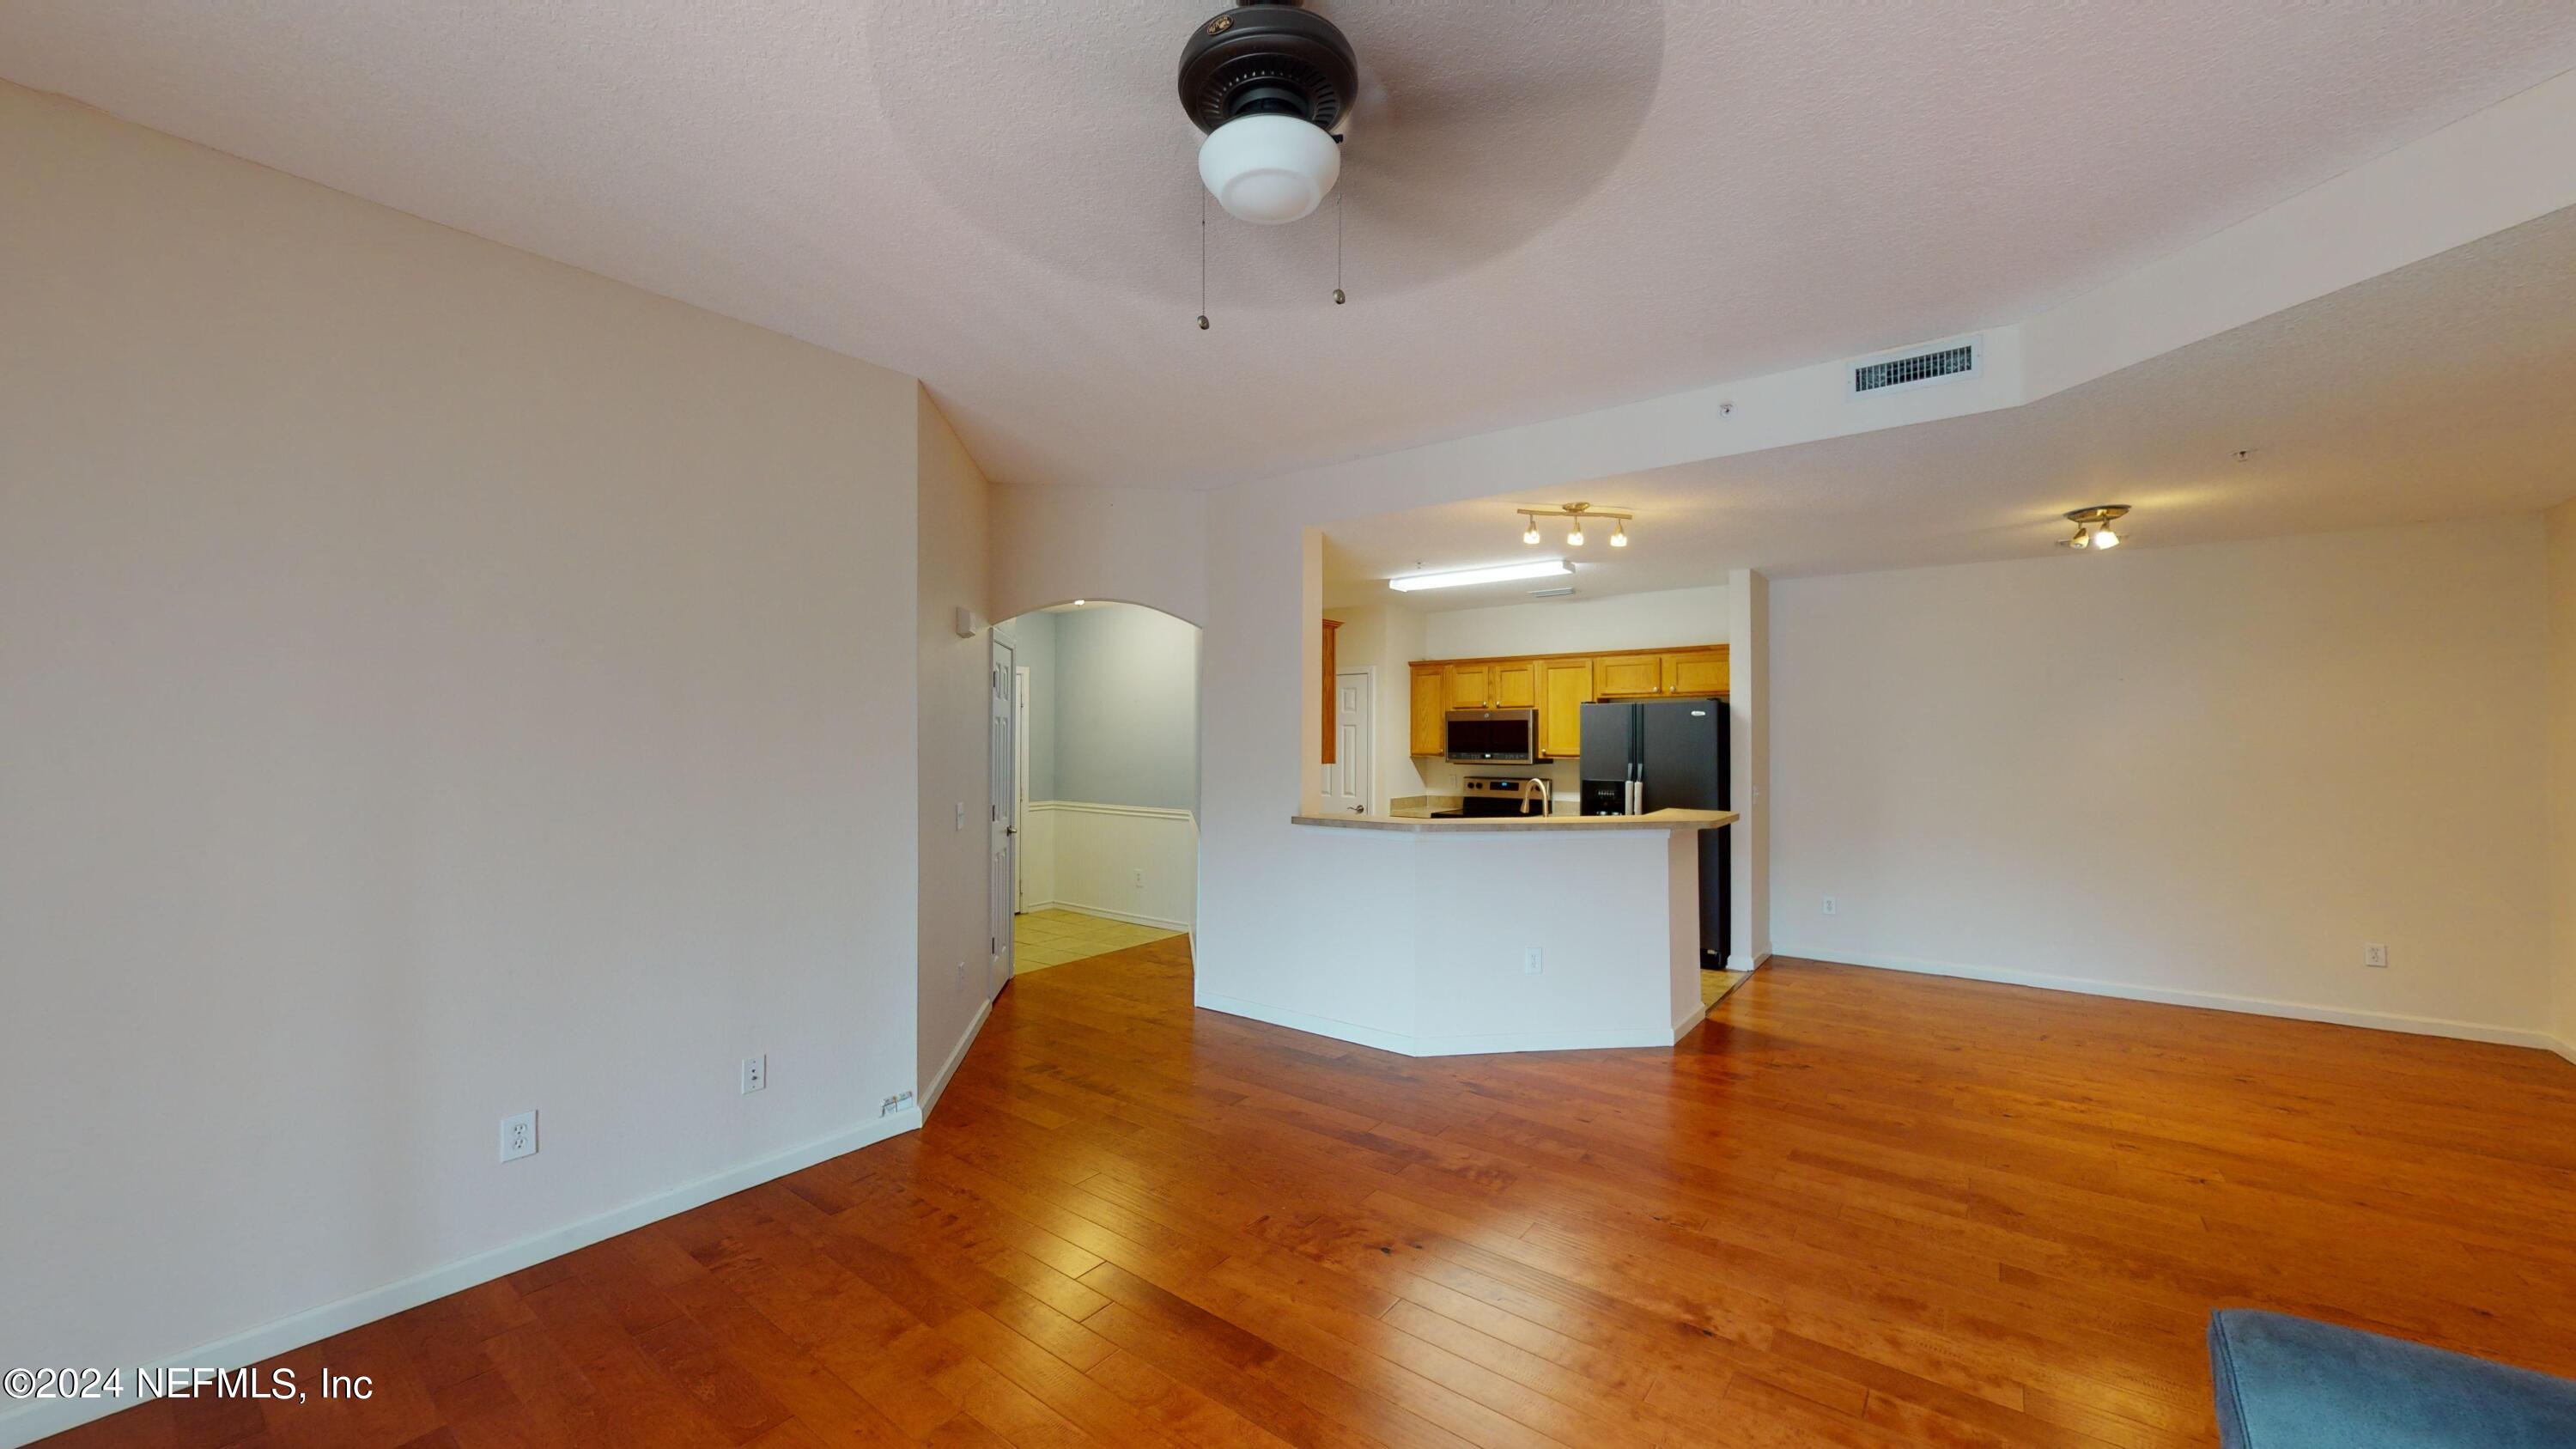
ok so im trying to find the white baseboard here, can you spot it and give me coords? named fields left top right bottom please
left=1194, top=989, right=1683, bottom=1058
left=1194, top=989, right=1418, bottom=1055
left=920, top=998, right=992, bottom=1117
left=2550, top=1035, right=2576, bottom=1068
left=1723, top=951, right=1771, bottom=973
left=0, top=1109, right=924, bottom=1449
left=1771, top=945, right=2562, bottom=1052
left=1672, top=1001, right=1710, bottom=1041
left=1044, top=900, right=1192, bottom=932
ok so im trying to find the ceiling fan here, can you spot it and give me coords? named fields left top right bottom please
left=1177, top=1, right=1358, bottom=226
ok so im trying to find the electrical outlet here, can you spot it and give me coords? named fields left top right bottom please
left=1822, top=895, right=1838, bottom=916
left=2363, top=943, right=2389, bottom=968
left=955, top=802, right=965, bottom=831
left=1133, top=868, right=1145, bottom=889
left=1523, top=947, right=1543, bottom=976
left=880, top=1090, right=916, bottom=1117
left=498, top=1111, right=537, bottom=1163
left=739, top=1054, right=767, bottom=1094
left=955, top=960, right=966, bottom=991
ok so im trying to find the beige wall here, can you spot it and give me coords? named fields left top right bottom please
left=989, top=479, right=1206, bottom=626
left=0, top=80, right=933, bottom=1421
left=2547, top=501, right=2576, bottom=1054
left=1417, top=584, right=1731, bottom=659
left=1771, top=517, right=2555, bottom=1042
left=916, top=392, right=995, bottom=1108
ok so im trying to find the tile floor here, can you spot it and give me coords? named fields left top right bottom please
left=1010, top=906, right=1183, bottom=975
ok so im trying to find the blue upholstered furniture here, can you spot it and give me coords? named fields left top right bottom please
left=2209, top=1309, right=2576, bottom=1447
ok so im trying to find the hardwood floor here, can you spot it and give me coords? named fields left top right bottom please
left=39, top=947, right=2576, bottom=1448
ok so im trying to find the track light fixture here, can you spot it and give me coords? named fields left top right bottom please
left=1516, top=502, right=1634, bottom=550
left=2058, top=505, right=2132, bottom=551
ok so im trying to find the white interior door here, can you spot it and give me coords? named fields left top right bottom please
left=1322, top=669, right=1370, bottom=814
left=989, top=640, right=1016, bottom=995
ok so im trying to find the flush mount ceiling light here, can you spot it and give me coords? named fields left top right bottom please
left=1517, top=502, right=1635, bottom=549
left=1388, top=559, right=1575, bottom=593
left=1179, top=3, right=1357, bottom=226
left=2058, top=504, right=2132, bottom=551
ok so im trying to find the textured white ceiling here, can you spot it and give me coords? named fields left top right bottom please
left=1325, top=204, right=2576, bottom=609
left=4, top=3, right=2573, bottom=492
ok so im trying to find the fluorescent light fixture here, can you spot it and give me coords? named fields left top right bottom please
left=1387, top=559, right=1574, bottom=593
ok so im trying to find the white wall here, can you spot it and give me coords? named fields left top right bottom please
left=2546, top=501, right=2576, bottom=1058
left=1418, top=584, right=1730, bottom=659
left=0, top=82, right=939, bottom=1441
left=916, top=392, right=996, bottom=1107
left=1771, top=517, right=2555, bottom=1043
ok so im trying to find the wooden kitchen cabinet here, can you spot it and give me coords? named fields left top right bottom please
left=1407, top=644, right=1724, bottom=755
left=1321, top=618, right=1340, bottom=765
left=1409, top=666, right=1445, bottom=756
left=1443, top=663, right=1493, bottom=709
left=1664, top=647, right=1729, bottom=697
left=1540, top=657, right=1595, bottom=758
left=1594, top=653, right=1666, bottom=698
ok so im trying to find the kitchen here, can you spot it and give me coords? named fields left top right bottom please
left=1294, top=581, right=1748, bottom=1052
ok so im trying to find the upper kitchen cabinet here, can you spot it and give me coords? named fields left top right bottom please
left=1599, top=648, right=1729, bottom=698
left=1664, top=647, right=1729, bottom=697
left=1409, top=645, right=1728, bottom=754
left=1321, top=618, right=1340, bottom=765
left=1443, top=662, right=1492, bottom=709
left=1409, top=665, right=1444, bottom=756
left=1539, top=657, right=1595, bottom=758
left=1443, top=659, right=1540, bottom=709
left=1594, top=653, right=1666, bottom=698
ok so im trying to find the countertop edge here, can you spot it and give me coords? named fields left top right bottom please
left=1290, top=810, right=1738, bottom=834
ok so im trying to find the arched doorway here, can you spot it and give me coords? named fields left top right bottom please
left=989, top=599, right=1201, bottom=983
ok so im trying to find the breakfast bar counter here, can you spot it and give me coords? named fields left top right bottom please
left=1290, top=808, right=1735, bottom=833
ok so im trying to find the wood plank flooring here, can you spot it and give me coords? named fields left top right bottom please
left=39, top=947, right=2576, bottom=1448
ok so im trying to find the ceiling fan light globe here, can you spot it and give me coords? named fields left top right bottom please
left=1198, top=115, right=1340, bottom=224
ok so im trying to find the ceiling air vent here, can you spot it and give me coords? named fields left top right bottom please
left=1848, top=335, right=1982, bottom=398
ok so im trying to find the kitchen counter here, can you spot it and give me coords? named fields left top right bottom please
left=1291, top=808, right=1736, bottom=833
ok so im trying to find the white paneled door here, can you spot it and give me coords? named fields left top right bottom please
left=989, top=639, right=1016, bottom=996
left=1323, top=670, right=1370, bottom=815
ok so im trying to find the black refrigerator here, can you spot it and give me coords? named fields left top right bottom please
left=1578, top=698, right=1731, bottom=966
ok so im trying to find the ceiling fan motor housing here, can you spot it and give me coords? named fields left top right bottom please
left=1178, top=1, right=1358, bottom=135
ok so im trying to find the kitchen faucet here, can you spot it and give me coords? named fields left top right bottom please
left=1518, top=777, right=1551, bottom=814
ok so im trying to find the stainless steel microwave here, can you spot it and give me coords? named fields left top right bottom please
left=1445, top=708, right=1539, bottom=764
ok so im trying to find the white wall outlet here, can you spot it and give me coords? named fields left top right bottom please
left=955, top=802, right=965, bottom=831
left=2363, top=943, right=2389, bottom=968
left=498, top=1111, right=537, bottom=1163
left=880, top=1090, right=916, bottom=1117
left=1822, top=895, right=1838, bottom=916
left=1133, top=868, right=1145, bottom=889
left=955, top=959, right=966, bottom=991
left=1523, top=947, right=1543, bottom=976
left=739, top=1054, right=767, bottom=1094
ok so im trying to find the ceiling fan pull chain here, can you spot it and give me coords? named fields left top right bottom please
left=1197, top=190, right=1211, bottom=330
left=1333, top=190, right=1346, bottom=306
